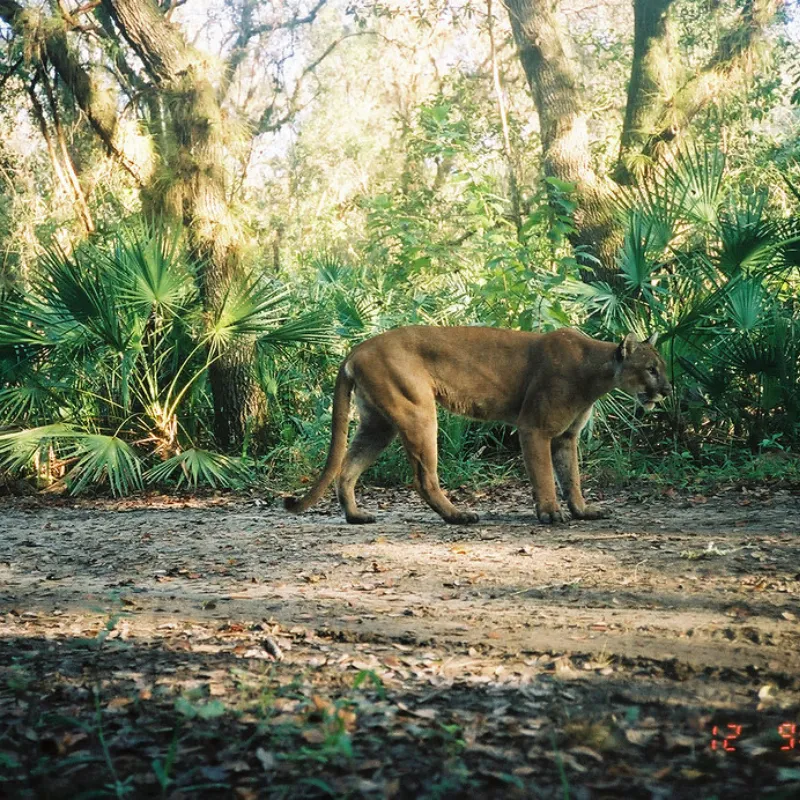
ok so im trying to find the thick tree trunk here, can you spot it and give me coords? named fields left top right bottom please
left=614, top=0, right=676, bottom=185
left=617, top=0, right=783, bottom=181
left=505, top=0, right=619, bottom=281
left=654, top=0, right=783, bottom=139
left=102, top=0, right=265, bottom=451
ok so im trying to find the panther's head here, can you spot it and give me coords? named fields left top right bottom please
left=615, top=332, right=672, bottom=410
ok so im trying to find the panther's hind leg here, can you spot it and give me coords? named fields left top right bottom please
left=337, top=397, right=397, bottom=524
left=396, top=400, right=479, bottom=525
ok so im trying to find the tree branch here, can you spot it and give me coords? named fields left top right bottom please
left=240, top=0, right=328, bottom=41
left=0, top=55, right=23, bottom=94
left=256, top=30, right=376, bottom=134
left=27, top=76, right=72, bottom=199
left=487, top=0, right=521, bottom=234
left=221, top=0, right=330, bottom=101
left=0, top=0, right=144, bottom=186
left=38, top=64, right=95, bottom=233
left=56, top=0, right=102, bottom=33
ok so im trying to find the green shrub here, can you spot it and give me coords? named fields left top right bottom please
left=0, top=224, right=329, bottom=494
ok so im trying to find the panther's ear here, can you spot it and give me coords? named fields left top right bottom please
left=646, top=332, right=659, bottom=346
left=616, top=332, right=639, bottom=361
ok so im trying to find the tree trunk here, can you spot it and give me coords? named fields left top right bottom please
left=617, top=0, right=782, bottom=181
left=38, top=67, right=96, bottom=234
left=615, top=0, right=676, bottom=185
left=505, top=0, right=783, bottom=283
left=102, top=0, right=265, bottom=451
left=487, top=0, right=522, bottom=236
left=505, top=0, right=619, bottom=280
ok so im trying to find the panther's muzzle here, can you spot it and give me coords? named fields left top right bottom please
left=638, top=383, right=671, bottom=411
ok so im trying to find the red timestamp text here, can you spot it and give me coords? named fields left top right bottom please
left=710, top=723, right=797, bottom=752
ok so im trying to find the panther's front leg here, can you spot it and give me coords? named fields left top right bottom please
left=519, top=428, right=563, bottom=524
left=551, top=408, right=608, bottom=521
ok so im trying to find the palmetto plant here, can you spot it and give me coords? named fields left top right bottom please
left=576, top=146, right=800, bottom=450
left=0, top=225, right=331, bottom=494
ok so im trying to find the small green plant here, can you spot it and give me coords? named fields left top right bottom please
left=551, top=731, right=572, bottom=800
left=151, top=726, right=181, bottom=797
left=93, top=687, right=135, bottom=799
left=680, top=542, right=729, bottom=560
left=352, top=668, right=386, bottom=700
left=175, top=692, right=227, bottom=721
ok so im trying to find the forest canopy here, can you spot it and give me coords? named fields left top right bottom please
left=1, top=0, right=799, bottom=494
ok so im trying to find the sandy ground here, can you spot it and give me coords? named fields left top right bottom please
left=1, top=483, right=800, bottom=798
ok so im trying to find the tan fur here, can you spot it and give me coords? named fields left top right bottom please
left=285, top=326, right=671, bottom=524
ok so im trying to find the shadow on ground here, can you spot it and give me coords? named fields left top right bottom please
left=1, top=484, right=799, bottom=797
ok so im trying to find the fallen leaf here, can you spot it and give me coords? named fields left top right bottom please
left=263, top=636, right=284, bottom=660
left=652, top=766, right=672, bottom=780
left=569, top=745, right=603, bottom=762
left=680, top=768, right=705, bottom=780
left=106, top=696, right=133, bottom=712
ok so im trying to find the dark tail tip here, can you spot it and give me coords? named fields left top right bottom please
left=283, top=495, right=301, bottom=513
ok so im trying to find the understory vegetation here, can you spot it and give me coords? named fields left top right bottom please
left=2, top=145, right=800, bottom=496
left=1, top=0, right=799, bottom=496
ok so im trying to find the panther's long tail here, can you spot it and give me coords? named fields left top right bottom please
left=283, top=362, right=354, bottom=513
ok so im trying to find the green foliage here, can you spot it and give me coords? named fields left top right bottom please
left=275, top=136, right=800, bottom=491
left=3, top=0, right=800, bottom=496
left=576, top=146, right=800, bottom=455
left=590, top=444, right=800, bottom=494
left=175, top=696, right=227, bottom=720
left=356, top=96, right=582, bottom=333
left=146, top=448, right=253, bottom=489
left=69, top=435, right=144, bottom=496
left=0, top=224, right=328, bottom=494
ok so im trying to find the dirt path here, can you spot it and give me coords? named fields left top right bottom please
left=2, top=485, right=800, bottom=798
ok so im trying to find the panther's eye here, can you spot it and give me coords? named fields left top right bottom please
left=648, top=366, right=659, bottom=377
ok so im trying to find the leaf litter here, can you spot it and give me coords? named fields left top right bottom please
left=1, top=483, right=799, bottom=797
